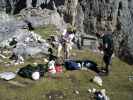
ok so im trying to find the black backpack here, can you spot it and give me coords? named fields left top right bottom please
left=102, top=34, right=114, bottom=54
left=18, top=64, right=45, bottom=79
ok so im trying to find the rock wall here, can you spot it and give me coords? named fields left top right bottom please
left=0, top=0, right=65, bottom=14
left=1, top=0, right=133, bottom=64
left=78, top=0, right=133, bottom=64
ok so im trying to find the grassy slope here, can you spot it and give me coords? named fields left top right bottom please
left=0, top=26, right=133, bottom=100
left=34, top=25, right=58, bottom=39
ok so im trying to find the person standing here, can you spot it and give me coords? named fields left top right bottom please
left=57, top=28, right=75, bottom=59
left=96, top=31, right=114, bottom=75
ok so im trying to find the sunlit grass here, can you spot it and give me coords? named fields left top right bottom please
left=34, top=24, right=59, bottom=39
left=0, top=26, right=133, bottom=100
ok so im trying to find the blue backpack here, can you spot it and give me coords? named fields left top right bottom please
left=64, top=60, right=81, bottom=70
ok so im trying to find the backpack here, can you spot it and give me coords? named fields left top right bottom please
left=75, top=60, right=99, bottom=73
left=102, top=34, right=114, bottom=54
left=18, top=64, right=45, bottom=80
left=64, top=60, right=81, bottom=70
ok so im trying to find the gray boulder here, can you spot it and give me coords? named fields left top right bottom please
left=0, top=12, right=27, bottom=43
left=0, top=28, right=50, bottom=57
left=19, top=8, right=66, bottom=30
left=11, top=29, right=50, bottom=57
left=13, top=44, right=49, bottom=57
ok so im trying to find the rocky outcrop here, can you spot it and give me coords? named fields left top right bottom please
left=0, top=12, right=27, bottom=42
left=18, top=8, right=66, bottom=30
left=0, top=28, right=50, bottom=57
left=0, top=12, right=50, bottom=57
left=0, top=8, right=66, bottom=40
left=12, top=29, right=49, bottom=57
left=77, top=0, right=133, bottom=64
left=1, top=0, right=133, bottom=64
left=64, top=0, right=78, bottom=25
left=0, top=0, right=65, bottom=14
left=61, top=0, right=133, bottom=64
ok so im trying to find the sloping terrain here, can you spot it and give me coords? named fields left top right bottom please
left=0, top=26, right=133, bottom=100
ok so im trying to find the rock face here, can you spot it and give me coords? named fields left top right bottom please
left=0, top=8, right=66, bottom=41
left=0, top=12, right=27, bottom=42
left=0, top=28, right=50, bottom=57
left=19, top=8, right=66, bottom=30
left=11, top=29, right=49, bottom=57
left=1, top=0, right=133, bottom=64
left=0, top=0, right=64, bottom=14
left=77, top=0, right=133, bottom=64
left=0, top=12, right=49, bottom=57
left=64, top=0, right=133, bottom=64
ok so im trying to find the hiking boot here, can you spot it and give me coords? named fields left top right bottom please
left=98, top=71, right=107, bottom=76
left=101, top=69, right=106, bottom=73
left=98, top=69, right=109, bottom=76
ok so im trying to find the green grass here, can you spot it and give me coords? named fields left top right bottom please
left=0, top=26, right=133, bottom=100
left=0, top=49, right=133, bottom=100
left=34, top=24, right=59, bottom=39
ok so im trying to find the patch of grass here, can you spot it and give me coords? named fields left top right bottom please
left=0, top=26, right=133, bottom=100
left=0, top=49, right=133, bottom=100
left=34, top=24, right=59, bottom=39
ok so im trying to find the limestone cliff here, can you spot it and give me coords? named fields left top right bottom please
left=78, top=0, right=133, bottom=64
left=0, top=0, right=133, bottom=64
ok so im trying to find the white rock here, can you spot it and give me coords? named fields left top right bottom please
left=92, top=88, right=96, bottom=93
left=93, top=76, right=103, bottom=86
left=33, top=62, right=38, bottom=66
left=75, top=90, right=79, bottom=95
left=44, top=58, right=49, bottom=63
left=18, top=55, right=24, bottom=62
left=0, top=54, right=7, bottom=59
left=0, top=72, right=16, bottom=80
left=88, top=89, right=92, bottom=93
left=14, top=62, right=19, bottom=65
